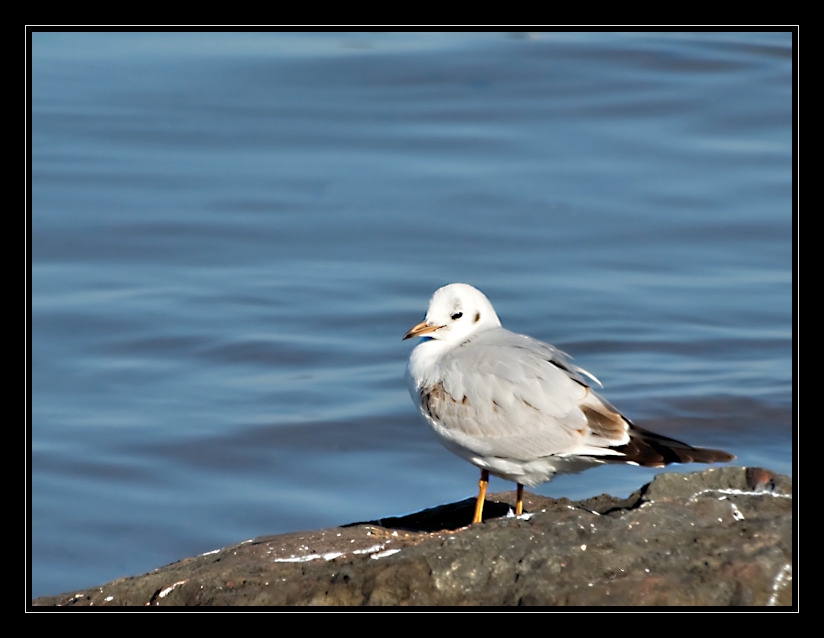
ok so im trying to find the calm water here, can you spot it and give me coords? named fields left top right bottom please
left=30, top=32, right=793, bottom=599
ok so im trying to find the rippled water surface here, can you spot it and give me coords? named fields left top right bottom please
left=30, top=31, right=793, bottom=599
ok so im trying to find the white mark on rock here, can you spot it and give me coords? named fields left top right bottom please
left=274, top=551, right=344, bottom=563
left=158, top=580, right=187, bottom=598
left=353, top=544, right=385, bottom=555
left=768, top=563, right=792, bottom=606
left=691, top=488, right=791, bottom=500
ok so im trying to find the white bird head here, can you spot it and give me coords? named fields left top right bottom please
left=403, top=283, right=502, bottom=343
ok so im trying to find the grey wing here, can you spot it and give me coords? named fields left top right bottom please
left=423, top=330, right=631, bottom=462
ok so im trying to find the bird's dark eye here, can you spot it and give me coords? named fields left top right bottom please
left=451, top=312, right=463, bottom=320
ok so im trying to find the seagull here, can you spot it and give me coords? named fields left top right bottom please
left=403, top=283, right=734, bottom=524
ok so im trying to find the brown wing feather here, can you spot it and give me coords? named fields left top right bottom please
left=580, top=403, right=630, bottom=441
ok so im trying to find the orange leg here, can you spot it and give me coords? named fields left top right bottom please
left=516, top=483, right=524, bottom=516
left=473, top=469, right=489, bottom=524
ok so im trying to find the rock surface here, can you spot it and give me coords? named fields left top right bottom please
left=32, top=466, right=793, bottom=607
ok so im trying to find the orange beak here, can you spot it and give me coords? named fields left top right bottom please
left=402, top=320, right=443, bottom=340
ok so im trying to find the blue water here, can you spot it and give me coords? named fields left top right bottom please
left=30, top=31, right=793, bottom=599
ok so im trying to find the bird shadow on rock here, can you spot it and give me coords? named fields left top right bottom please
left=345, top=489, right=644, bottom=534
left=348, top=498, right=511, bottom=533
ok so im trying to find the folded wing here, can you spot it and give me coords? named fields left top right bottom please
left=421, top=328, right=733, bottom=467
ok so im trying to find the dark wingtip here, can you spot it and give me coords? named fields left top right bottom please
left=693, top=448, right=736, bottom=464
left=616, top=425, right=734, bottom=468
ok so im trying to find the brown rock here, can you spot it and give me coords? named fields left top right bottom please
left=31, top=466, right=793, bottom=607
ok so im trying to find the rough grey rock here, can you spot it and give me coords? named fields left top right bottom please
left=31, top=466, right=793, bottom=607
